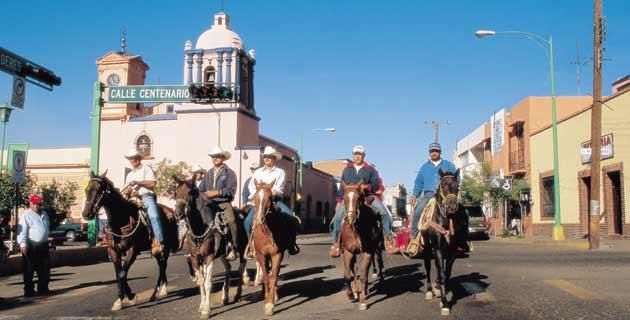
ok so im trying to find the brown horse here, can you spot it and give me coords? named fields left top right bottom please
left=173, top=178, right=248, bottom=318
left=82, top=172, right=178, bottom=311
left=250, top=180, right=291, bottom=316
left=340, top=183, right=381, bottom=311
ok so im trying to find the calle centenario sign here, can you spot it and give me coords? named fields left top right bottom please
left=108, top=85, right=190, bottom=103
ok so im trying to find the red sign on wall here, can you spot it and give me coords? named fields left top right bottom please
left=580, top=133, right=614, bottom=164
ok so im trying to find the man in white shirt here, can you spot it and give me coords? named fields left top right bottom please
left=17, top=195, right=51, bottom=297
left=121, top=148, right=164, bottom=248
left=244, top=146, right=299, bottom=255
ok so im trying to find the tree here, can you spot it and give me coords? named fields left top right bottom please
left=40, top=179, right=79, bottom=228
left=154, top=159, right=191, bottom=198
left=460, top=162, right=492, bottom=204
left=0, top=172, right=37, bottom=217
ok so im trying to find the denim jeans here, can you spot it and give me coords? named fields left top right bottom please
left=412, top=191, right=435, bottom=238
left=244, top=200, right=294, bottom=239
left=331, top=197, right=392, bottom=243
left=142, top=194, right=163, bottom=243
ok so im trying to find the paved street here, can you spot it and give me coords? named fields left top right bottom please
left=2, top=238, right=630, bottom=320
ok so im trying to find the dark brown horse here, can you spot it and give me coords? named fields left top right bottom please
left=250, top=180, right=291, bottom=316
left=173, top=178, right=248, bottom=318
left=339, top=183, right=381, bottom=311
left=420, top=169, right=462, bottom=316
left=82, top=172, right=178, bottom=311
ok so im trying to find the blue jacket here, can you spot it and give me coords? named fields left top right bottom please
left=341, top=162, right=379, bottom=196
left=199, top=165, right=238, bottom=203
left=412, top=159, right=458, bottom=197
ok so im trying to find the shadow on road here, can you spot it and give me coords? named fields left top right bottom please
left=273, top=276, right=346, bottom=315
left=367, top=263, right=424, bottom=307
left=448, top=272, right=490, bottom=307
left=279, top=265, right=334, bottom=282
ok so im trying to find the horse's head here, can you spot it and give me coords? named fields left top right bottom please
left=342, top=181, right=365, bottom=223
left=173, top=176, right=199, bottom=220
left=82, top=170, right=113, bottom=220
left=253, top=180, right=275, bottom=219
left=437, top=168, right=460, bottom=215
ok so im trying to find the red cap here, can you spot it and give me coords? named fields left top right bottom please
left=29, top=195, right=43, bottom=204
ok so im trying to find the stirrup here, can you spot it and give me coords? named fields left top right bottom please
left=406, top=236, right=422, bottom=257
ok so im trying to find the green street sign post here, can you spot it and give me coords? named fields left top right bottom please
left=108, top=85, right=190, bottom=103
left=87, top=82, right=103, bottom=247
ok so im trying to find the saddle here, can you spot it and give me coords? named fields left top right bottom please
left=406, top=198, right=438, bottom=256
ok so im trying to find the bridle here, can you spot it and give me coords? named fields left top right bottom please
left=436, top=175, right=459, bottom=217
left=343, top=185, right=364, bottom=224
left=253, top=185, right=274, bottom=225
left=175, top=183, right=212, bottom=242
left=86, top=177, right=111, bottom=219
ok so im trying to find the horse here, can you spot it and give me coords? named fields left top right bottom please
left=250, top=180, right=292, bottom=316
left=82, top=171, right=178, bottom=311
left=173, top=178, right=248, bottom=318
left=339, top=182, right=382, bottom=311
left=420, top=169, right=463, bottom=316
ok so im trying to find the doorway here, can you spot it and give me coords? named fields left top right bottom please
left=579, top=176, right=591, bottom=235
left=607, top=171, right=623, bottom=235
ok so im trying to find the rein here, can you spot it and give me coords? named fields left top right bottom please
left=176, top=198, right=212, bottom=241
left=89, top=177, right=142, bottom=241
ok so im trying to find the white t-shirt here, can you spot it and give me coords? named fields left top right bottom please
left=431, top=159, right=442, bottom=167
left=125, top=164, right=156, bottom=196
left=354, top=164, right=363, bottom=174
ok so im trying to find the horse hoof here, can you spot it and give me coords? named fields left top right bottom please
left=425, top=291, right=434, bottom=300
left=441, top=307, right=450, bottom=316
left=359, top=303, right=368, bottom=311
left=111, top=298, right=122, bottom=311
left=158, top=286, right=168, bottom=298
left=126, top=294, right=138, bottom=306
left=371, top=273, right=379, bottom=280
left=243, top=276, right=250, bottom=286
left=200, top=311, right=210, bottom=319
left=432, top=287, right=442, bottom=298
left=254, top=280, right=262, bottom=287
left=264, top=303, right=274, bottom=316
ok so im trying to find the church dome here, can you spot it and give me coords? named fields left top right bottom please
left=195, top=12, right=244, bottom=50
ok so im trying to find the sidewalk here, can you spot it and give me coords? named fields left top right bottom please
left=0, top=245, right=108, bottom=277
left=491, top=236, right=630, bottom=251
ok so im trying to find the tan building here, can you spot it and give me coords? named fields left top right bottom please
left=530, top=83, right=630, bottom=239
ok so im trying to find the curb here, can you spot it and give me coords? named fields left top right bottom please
left=492, top=238, right=590, bottom=250
left=0, top=246, right=109, bottom=277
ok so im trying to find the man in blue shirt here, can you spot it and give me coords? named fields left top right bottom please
left=409, top=143, right=459, bottom=240
left=17, top=195, right=51, bottom=297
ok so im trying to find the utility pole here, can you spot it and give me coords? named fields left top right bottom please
left=571, top=41, right=590, bottom=96
left=589, top=0, right=603, bottom=249
left=425, top=120, right=451, bottom=143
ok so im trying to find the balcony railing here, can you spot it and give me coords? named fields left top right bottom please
left=509, top=149, right=525, bottom=172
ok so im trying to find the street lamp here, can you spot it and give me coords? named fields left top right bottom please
left=475, top=29, right=565, bottom=240
left=298, top=128, right=336, bottom=199
left=0, top=104, right=13, bottom=174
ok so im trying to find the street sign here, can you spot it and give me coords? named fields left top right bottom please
left=11, top=76, right=25, bottom=108
left=7, top=143, right=29, bottom=174
left=0, top=47, right=25, bottom=76
left=107, top=85, right=191, bottom=103
left=489, top=176, right=512, bottom=191
left=10, top=150, right=26, bottom=184
left=0, top=47, right=61, bottom=91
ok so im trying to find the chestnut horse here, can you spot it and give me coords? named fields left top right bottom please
left=173, top=178, right=248, bottom=318
left=340, top=183, right=381, bottom=311
left=82, top=172, right=178, bottom=311
left=250, top=181, right=291, bottom=316
left=421, top=169, right=462, bottom=316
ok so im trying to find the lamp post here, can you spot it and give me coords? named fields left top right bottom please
left=298, top=128, right=336, bottom=199
left=475, top=29, right=565, bottom=240
left=0, top=104, right=13, bottom=174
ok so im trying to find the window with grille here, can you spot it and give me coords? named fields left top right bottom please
left=136, top=135, right=152, bottom=157
left=541, top=176, right=555, bottom=218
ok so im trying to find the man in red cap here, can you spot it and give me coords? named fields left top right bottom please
left=17, top=194, right=51, bottom=297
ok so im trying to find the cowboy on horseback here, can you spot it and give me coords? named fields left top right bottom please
left=121, top=148, right=165, bottom=251
left=408, top=142, right=468, bottom=252
left=329, top=145, right=398, bottom=258
left=197, top=146, right=241, bottom=260
left=244, top=146, right=300, bottom=256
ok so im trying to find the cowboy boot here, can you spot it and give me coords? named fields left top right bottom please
left=177, top=219, right=188, bottom=251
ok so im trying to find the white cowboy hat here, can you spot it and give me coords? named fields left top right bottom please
left=249, top=162, right=260, bottom=170
left=124, top=148, right=141, bottom=159
left=262, top=146, right=282, bottom=161
left=208, top=146, right=231, bottom=160
left=352, top=145, right=366, bottom=154
left=192, top=164, right=206, bottom=173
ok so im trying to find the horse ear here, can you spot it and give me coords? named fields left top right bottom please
left=454, top=169, right=460, bottom=178
left=173, top=175, right=183, bottom=185
left=101, top=169, right=108, bottom=178
left=438, top=168, right=445, bottom=177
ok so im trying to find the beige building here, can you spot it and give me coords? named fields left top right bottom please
left=530, top=82, right=630, bottom=239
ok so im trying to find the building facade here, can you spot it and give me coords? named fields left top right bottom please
left=530, top=87, right=630, bottom=239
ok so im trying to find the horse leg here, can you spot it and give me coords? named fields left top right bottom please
left=358, top=253, right=371, bottom=311
left=197, top=262, right=207, bottom=314
left=254, top=260, right=263, bottom=287
left=235, top=257, right=247, bottom=301
left=220, top=257, right=231, bottom=306
left=434, top=248, right=450, bottom=316
left=149, top=254, right=165, bottom=302
left=342, top=251, right=355, bottom=301
left=376, top=248, right=384, bottom=283
left=424, top=252, right=433, bottom=300
left=201, top=259, right=214, bottom=318
left=267, top=252, right=282, bottom=315
left=119, top=250, right=137, bottom=307
left=256, top=253, right=273, bottom=316
left=158, top=252, right=169, bottom=298
left=111, top=255, right=125, bottom=311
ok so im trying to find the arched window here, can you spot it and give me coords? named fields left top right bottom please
left=204, top=66, right=216, bottom=85
left=136, top=135, right=152, bottom=157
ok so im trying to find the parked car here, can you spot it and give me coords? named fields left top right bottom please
left=50, top=221, right=87, bottom=242
left=463, top=204, right=489, bottom=239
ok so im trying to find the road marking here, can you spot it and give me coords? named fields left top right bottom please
left=544, top=279, right=598, bottom=300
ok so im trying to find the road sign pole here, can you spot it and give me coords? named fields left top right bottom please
left=87, top=82, right=103, bottom=247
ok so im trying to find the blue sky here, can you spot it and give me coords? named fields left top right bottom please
left=1, top=0, right=629, bottom=189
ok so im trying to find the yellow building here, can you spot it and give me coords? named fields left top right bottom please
left=530, top=86, right=630, bottom=239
